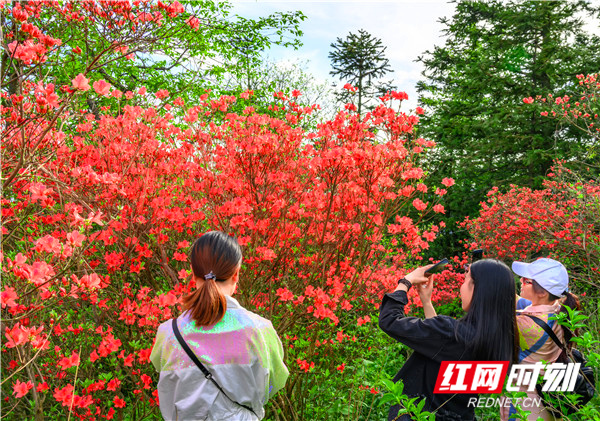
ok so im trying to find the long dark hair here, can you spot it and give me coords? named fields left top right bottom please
left=182, top=231, right=242, bottom=326
left=457, top=259, right=519, bottom=363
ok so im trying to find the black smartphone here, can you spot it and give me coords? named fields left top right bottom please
left=472, top=249, right=484, bottom=263
left=425, top=258, right=449, bottom=274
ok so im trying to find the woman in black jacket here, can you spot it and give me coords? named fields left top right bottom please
left=379, top=259, right=519, bottom=421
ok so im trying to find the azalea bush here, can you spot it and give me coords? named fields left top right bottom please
left=469, top=73, right=600, bottom=292
left=0, top=2, right=461, bottom=419
left=463, top=165, right=600, bottom=292
left=461, top=76, right=600, bottom=418
left=462, top=164, right=600, bottom=418
left=523, top=73, right=599, bottom=154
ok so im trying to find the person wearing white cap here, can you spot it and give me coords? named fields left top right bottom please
left=500, top=258, right=581, bottom=421
left=513, top=257, right=570, bottom=298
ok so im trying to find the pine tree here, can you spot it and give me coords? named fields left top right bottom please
left=329, top=29, right=394, bottom=115
left=416, top=0, right=600, bottom=255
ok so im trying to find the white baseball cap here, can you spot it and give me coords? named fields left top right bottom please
left=511, top=258, right=569, bottom=297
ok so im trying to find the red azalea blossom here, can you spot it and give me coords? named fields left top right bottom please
left=93, top=79, right=111, bottom=96
left=36, top=382, right=49, bottom=393
left=276, top=287, right=294, bottom=302
left=441, top=177, right=455, bottom=187
left=1, top=287, right=19, bottom=308
left=412, top=198, right=428, bottom=211
left=71, top=73, right=90, bottom=91
left=107, top=378, right=121, bottom=391
left=433, top=204, right=445, bottom=214
left=58, top=351, right=80, bottom=370
left=156, top=89, right=170, bottom=99
left=53, top=384, right=74, bottom=406
left=13, top=380, right=34, bottom=398
left=296, top=359, right=314, bottom=373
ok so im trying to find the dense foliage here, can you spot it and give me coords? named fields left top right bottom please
left=2, top=2, right=599, bottom=421
left=1, top=0, right=306, bottom=107
left=0, top=2, right=458, bottom=419
left=464, top=165, right=600, bottom=290
left=417, top=0, right=600, bottom=256
left=465, top=73, right=600, bottom=291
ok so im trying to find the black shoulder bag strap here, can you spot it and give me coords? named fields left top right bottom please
left=171, top=318, right=258, bottom=417
left=524, top=314, right=567, bottom=351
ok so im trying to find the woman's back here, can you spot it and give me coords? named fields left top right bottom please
left=516, top=302, right=564, bottom=364
left=151, top=296, right=288, bottom=420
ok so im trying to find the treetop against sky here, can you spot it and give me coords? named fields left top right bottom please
left=231, top=0, right=600, bottom=111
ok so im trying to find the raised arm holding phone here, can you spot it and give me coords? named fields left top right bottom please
left=394, top=263, right=439, bottom=319
left=379, top=258, right=519, bottom=421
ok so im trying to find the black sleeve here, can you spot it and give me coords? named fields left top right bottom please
left=378, top=290, right=457, bottom=360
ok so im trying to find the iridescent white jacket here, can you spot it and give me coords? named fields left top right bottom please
left=150, top=295, right=289, bottom=421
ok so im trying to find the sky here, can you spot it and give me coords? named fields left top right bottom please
left=229, top=1, right=457, bottom=111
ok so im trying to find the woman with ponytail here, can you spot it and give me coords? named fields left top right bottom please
left=501, top=258, right=580, bottom=421
left=150, top=231, right=289, bottom=420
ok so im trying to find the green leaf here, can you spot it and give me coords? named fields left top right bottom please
left=378, top=393, right=399, bottom=406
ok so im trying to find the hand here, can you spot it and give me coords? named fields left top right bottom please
left=404, top=264, right=434, bottom=286
left=418, top=276, right=434, bottom=303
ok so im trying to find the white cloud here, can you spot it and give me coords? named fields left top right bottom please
left=229, top=0, right=600, bottom=111
left=229, top=1, right=456, bottom=110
